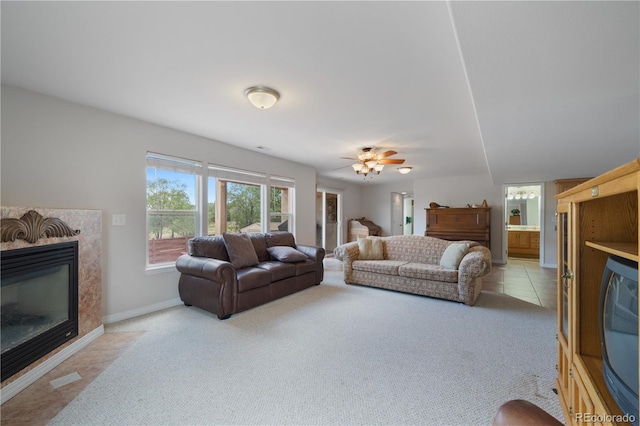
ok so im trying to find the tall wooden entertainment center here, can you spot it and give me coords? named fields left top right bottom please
left=555, top=159, right=639, bottom=425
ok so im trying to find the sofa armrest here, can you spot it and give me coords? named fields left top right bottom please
left=296, top=244, right=326, bottom=283
left=457, top=246, right=492, bottom=304
left=333, top=242, right=360, bottom=283
left=296, top=244, right=326, bottom=262
left=333, top=241, right=359, bottom=261
left=175, top=254, right=236, bottom=284
left=459, top=246, right=491, bottom=277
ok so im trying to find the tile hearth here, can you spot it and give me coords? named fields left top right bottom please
left=1, top=331, right=142, bottom=426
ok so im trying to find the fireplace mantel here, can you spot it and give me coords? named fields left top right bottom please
left=0, top=207, right=102, bottom=395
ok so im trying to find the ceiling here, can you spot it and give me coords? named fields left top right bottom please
left=2, top=1, right=638, bottom=186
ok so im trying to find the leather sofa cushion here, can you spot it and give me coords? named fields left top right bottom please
left=189, top=236, right=229, bottom=261
left=223, top=232, right=259, bottom=268
left=352, top=260, right=408, bottom=276
left=265, top=232, right=296, bottom=248
left=257, top=261, right=296, bottom=282
left=268, top=246, right=309, bottom=263
left=236, top=267, right=272, bottom=292
left=249, top=233, right=270, bottom=262
left=398, top=263, right=458, bottom=283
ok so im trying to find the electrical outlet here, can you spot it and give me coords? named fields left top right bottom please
left=112, top=214, right=126, bottom=226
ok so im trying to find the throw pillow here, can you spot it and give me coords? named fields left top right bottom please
left=222, top=232, right=259, bottom=269
left=267, top=246, right=309, bottom=263
left=439, top=243, right=469, bottom=270
left=357, top=238, right=373, bottom=259
left=358, top=237, right=384, bottom=260
left=370, top=237, right=384, bottom=260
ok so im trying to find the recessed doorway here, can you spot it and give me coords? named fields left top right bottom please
left=504, top=183, right=544, bottom=262
left=316, top=188, right=343, bottom=254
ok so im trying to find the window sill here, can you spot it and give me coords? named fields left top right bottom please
left=145, top=263, right=177, bottom=275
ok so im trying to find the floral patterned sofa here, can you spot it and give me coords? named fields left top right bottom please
left=333, top=235, right=491, bottom=306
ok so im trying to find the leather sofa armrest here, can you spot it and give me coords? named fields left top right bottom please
left=296, top=244, right=326, bottom=284
left=296, top=244, right=326, bottom=262
left=492, top=400, right=562, bottom=426
left=175, top=254, right=235, bottom=284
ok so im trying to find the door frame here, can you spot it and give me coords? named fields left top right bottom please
left=317, top=187, right=344, bottom=252
left=502, top=182, right=545, bottom=265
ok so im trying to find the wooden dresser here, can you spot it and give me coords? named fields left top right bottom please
left=425, top=207, right=491, bottom=248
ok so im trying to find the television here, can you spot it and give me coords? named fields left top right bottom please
left=599, top=255, right=639, bottom=425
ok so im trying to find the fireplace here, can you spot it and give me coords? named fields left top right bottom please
left=1, top=241, right=79, bottom=381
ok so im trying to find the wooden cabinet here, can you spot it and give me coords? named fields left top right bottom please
left=554, top=178, right=591, bottom=195
left=425, top=207, right=490, bottom=248
left=555, top=158, right=639, bottom=425
left=508, top=230, right=540, bottom=258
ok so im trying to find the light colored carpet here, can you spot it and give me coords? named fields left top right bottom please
left=51, top=270, right=563, bottom=425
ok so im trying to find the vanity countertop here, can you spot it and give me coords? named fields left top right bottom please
left=507, top=226, right=539, bottom=231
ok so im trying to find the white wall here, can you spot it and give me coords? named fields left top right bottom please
left=359, top=174, right=503, bottom=262
left=360, top=182, right=415, bottom=237
left=410, top=173, right=504, bottom=263
left=1, top=85, right=318, bottom=322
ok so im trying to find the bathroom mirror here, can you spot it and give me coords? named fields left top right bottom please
left=506, top=185, right=541, bottom=228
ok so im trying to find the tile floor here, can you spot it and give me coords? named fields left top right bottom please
left=483, top=257, right=558, bottom=309
left=1, top=331, right=143, bottom=426
left=0, top=257, right=557, bottom=424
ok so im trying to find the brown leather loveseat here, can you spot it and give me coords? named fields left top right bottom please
left=176, top=232, right=325, bottom=319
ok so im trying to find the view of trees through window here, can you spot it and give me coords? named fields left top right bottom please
left=146, top=154, right=293, bottom=267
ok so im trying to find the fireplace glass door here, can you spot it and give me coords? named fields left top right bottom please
left=1, top=241, right=78, bottom=380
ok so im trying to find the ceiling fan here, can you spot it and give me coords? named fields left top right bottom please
left=341, top=147, right=405, bottom=177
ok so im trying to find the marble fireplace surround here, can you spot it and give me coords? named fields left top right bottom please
left=0, top=207, right=103, bottom=403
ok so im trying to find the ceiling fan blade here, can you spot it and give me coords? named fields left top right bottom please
left=340, top=156, right=358, bottom=160
left=378, top=159, right=405, bottom=165
left=377, top=150, right=398, bottom=159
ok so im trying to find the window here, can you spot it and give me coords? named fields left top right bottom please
left=207, top=165, right=267, bottom=234
left=146, top=154, right=295, bottom=268
left=270, top=176, right=295, bottom=233
left=146, top=153, right=201, bottom=267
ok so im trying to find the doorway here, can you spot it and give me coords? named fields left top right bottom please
left=403, top=194, right=414, bottom=235
left=391, top=192, right=414, bottom=236
left=316, top=188, right=343, bottom=254
left=503, top=183, right=544, bottom=263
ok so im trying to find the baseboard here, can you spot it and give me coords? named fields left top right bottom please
left=1, top=325, right=105, bottom=405
left=102, top=298, right=183, bottom=324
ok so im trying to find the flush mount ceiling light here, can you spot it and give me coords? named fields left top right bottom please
left=397, top=166, right=413, bottom=174
left=245, top=86, right=280, bottom=109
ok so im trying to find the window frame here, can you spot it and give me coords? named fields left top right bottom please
left=146, top=152, right=202, bottom=270
left=145, top=154, right=296, bottom=271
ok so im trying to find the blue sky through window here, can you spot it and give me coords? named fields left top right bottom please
left=146, top=168, right=216, bottom=206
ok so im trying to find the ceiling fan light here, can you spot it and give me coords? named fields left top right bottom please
left=397, top=166, right=412, bottom=174
left=365, top=160, right=378, bottom=168
left=352, top=163, right=364, bottom=172
left=374, top=164, right=384, bottom=172
left=245, top=86, right=280, bottom=109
